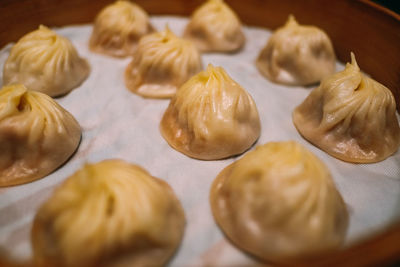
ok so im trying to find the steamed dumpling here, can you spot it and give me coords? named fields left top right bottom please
left=210, top=141, right=349, bottom=261
left=89, top=0, right=154, bottom=57
left=0, top=84, right=81, bottom=186
left=256, top=15, right=335, bottom=85
left=160, top=64, right=260, bottom=160
left=293, top=53, right=400, bottom=163
left=125, top=27, right=202, bottom=98
left=3, top=25, right=90, bottom=97
left=183, top=0, right=245, bottom=53
left=32, top=159, right=185, bottom=267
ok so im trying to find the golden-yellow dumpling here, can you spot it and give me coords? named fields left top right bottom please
left=89, top=0, right=154, bottom=57
left=3, top=25, right=90, bottom=97
left=32, top=159, right=185, bottom=267
left=184, top=0, right=245, bottom=53
left=0, top=84, right=81, bottom=186
left=125, top=27, right=202, bottom=98
left=256, top=15, right=335, bottom=85
left=293, top=53, right=400, bottom=163
left=160, top=64, right=260, bottom=160
left=210, top=141, right=349, bottom=262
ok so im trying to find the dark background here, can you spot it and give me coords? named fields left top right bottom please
left=373, top=0, right=400, bottom=14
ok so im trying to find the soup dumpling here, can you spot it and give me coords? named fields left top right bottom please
left=210, top=141, right=349, bottom=261
left=89, top=0, right=154, bottom=57
left=32, top=159, right=185, bottom=267
left=125, top=27, right=202, bottom=98
left=0, top=84, right=81, bottom=186
left=293, top=53, right=400, bottom=163
left=256, top=15, right=335, bottom=86
left=184, top=0, right=245, bottom=53
left=3, top=25, right=90, bottom=97
left=160, top=64, right=260, bottom=160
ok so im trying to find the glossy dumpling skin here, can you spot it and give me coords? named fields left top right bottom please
left=3, top=25, right=90, bottom=97
left=32, top=159, right=185, bottom=267
left=183, top=0, right=245, bottom=53
left=256, top=15, right=335, bottom=86
left=293, top=53, right=400, bottom=163
left=0, top=84, right=81, bottom=186
left=125, top=27, right=202, bottom=98
left=160, top=64, right=260, bottom=160
left=89, top=0, right=154, bottom=57
left=210, top=141, right=349, bottom=262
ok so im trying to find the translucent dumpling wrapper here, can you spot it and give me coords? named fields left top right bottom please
left=3, top=25, right=90, bottom=97
left=89, top=0, right=154, bottom=57
left=256, top=15, right=336, bottom=86
left=293, top=53, right=400, bottom=163
left=183, top=0, right=245, bottom=53
left=32, top=159, right=185, bottom=267
left=160, top=64, right=260, bottom=160
left=125, top=27, right=202, bottom=98
left=210, top=141, right=349, bottom=262
left=0, top=84, right=81, bottom=186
